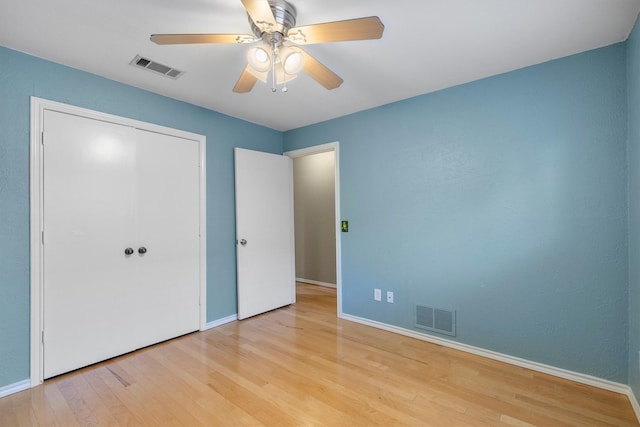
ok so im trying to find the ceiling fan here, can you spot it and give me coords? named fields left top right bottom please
left=150, top=0, right=384, bottom=93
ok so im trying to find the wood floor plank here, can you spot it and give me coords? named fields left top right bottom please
left=55, top=376, right=101, bottom=426
left=0, top=283, right=638, bottom=426
left=150, top=347, right=264, bottom=426
left=2, top=396, right=21, bottom=427
left=28, top=386, right=59, bottom=426
left=42, top=379, right=81, bottom=427
left=82, top=367, right=140, bottom=426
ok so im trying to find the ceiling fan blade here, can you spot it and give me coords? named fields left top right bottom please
left=287, top=16, right=384, bottom=45
left=241, top=0, right=276, bottom=30
left=233, top=66, right=259, bottom=93
left=299, top=49, right=343, bottom=90
left=150, top=34, right=255, bottom=45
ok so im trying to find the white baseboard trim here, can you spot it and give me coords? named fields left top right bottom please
left=628, top=388, right=640, bottom=423
left=0, top=379, right=30, bottom=398
left=203, top=314, right=238, bottom=330
left=339, top=313, right=630, bottom=396
left=296, top=278, right=337, bottom=289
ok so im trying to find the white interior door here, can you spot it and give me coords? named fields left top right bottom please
left=234, top=148, right=296, bottom=320
left=43, top=111, right=200, bottom=378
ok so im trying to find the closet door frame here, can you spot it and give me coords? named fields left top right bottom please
left=29, top=97, right=207, bottom=387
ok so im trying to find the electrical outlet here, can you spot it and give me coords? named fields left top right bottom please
left=386, top=291, right=394, bottom=303
left=374, top=288, right=382, bottom=301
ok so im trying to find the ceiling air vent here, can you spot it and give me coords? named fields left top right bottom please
left=130, top=55, right=184, bottom=80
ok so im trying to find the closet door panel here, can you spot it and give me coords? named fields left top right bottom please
left=133, top=129, right=200, bottom=344
left=43, top=111, right=139, bottom=378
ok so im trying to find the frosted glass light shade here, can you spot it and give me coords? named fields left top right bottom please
left=280, top=47, right=304, bottom=75
left=247, top=46, right=271, bottom=72
left=275, top=63, right=297, bottom=84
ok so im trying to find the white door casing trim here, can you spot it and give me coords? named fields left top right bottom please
left=284, top=142, right=342, bottom=316
left=29, top=97, right=207, bottom=386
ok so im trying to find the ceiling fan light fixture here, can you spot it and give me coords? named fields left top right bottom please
left=247, top=45, right=271, bottom=72
left=275, top=63, right=297, bottom=84
left=280, top=46, right=304, bottom=74
left=151, top=0, right=384, bottom=93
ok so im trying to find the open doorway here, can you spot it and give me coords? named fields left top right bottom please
left=285, top=142, right=341, bottom=315
left=293, top=151, right=336, bottom=287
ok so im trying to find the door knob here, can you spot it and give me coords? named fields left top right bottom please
left=239, top=239, right=247, bottom=246
left=124, top=248, right=134, bottom=255
left=138, top=247, right=147, bottom=254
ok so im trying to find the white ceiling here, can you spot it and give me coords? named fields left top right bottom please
left=1, top=0, right=639, bottom=131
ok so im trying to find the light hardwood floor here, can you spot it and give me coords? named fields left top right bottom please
left=1, top=283, right=638, bottom=426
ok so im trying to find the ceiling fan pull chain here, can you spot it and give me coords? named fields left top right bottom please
left=270, top=39, right=277, bottom=92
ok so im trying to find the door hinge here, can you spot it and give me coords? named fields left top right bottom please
left=41, top=132, right=44, bottom=145
left=42, top=231, right=44, bottom=245
left=41, top=331, right=44, bottom=344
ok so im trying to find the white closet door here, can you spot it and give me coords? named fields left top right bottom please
left=134, top=129, right=200, bottom=344
left=43, top=111, right=139, bottom=378
left=43, top=111, right=200, bottom=379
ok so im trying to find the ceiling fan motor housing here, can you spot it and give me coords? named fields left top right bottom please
left=250, top=0, right=297, bottom=42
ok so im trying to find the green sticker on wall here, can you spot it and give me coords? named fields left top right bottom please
left=341, top=221, right=349, bottom=232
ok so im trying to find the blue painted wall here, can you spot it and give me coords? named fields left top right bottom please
left=628, top=17, right=640, bottom=402
left=284, top=45, right=629, bottom=382
left=0, top=37, right=636, bottom=391
left=0, top=45, right=283, bottom=387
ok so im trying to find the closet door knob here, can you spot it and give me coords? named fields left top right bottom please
left=124, top=248, right=134, bottom=255
left=138, top=247, right=147, bottom=254
left=239, top=239, right=247, bottom=246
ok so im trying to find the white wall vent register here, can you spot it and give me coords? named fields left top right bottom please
left=415, top=304, right=456, bottom=337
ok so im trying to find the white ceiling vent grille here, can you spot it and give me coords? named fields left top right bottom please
left=130, top=55, right=184, bottom=79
